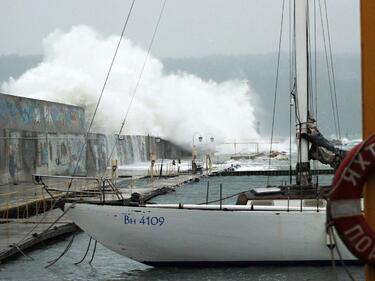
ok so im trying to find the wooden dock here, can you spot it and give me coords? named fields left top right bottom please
left=0, top=209, right=78, bottom=264
left=101, top=174, right=203, bottom=202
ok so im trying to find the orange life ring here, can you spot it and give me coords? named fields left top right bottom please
left=329, top=134, right=375, bottom=264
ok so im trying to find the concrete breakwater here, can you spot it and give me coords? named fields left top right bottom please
left=0, top=92, right=190, bottom=185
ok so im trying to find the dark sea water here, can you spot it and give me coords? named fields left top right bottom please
left=0, top=175, right=364, bottom=281
left=0, top=232, right=364, bottom=281
left=151, top=175, right=332, bottom=205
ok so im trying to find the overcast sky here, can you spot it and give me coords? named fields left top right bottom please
left=1, top=0, right=360, bottom=58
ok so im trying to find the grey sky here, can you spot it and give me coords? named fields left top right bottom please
left=1, top=0, right=360, bottom=58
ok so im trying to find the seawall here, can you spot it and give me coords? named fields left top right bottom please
left=0, top=93, right=190, bottom=185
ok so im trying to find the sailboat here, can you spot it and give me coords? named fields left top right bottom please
left=65, top=0, right=357, bottom=264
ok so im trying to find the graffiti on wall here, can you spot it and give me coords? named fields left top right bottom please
left=0, top=93, right=84, bottom=133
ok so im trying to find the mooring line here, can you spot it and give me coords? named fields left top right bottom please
left=74, top=236, right=93, bottom=265
left=45, top=229, right=79, bottom=268
left=12, top=243, right=34, bottom=261
left=328, top=225, right=357, bottom=281
left=88, top=240, right=98, bottom=265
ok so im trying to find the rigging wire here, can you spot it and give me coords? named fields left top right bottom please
left=317, top=0, right=339, bottom=139
left=290, top=0, right=304, bottom=185
left=267, top=0, right=286, bottom=186
left=323, top=0, right=341, bottom=140
left=306, top=2, right=314, bottom=116
left=313, top=0, right=319, bottom=185
left=313, top=0, right=318, bottom=123
left=13, top=201, right=76, bottom=248
left=104, top=0, right=167, bottom=172
left=19, top=1, right=137, bottom=267
left=41, top=1, right=166, bottom=267
left=69, top=0, right=137, bottom=180
left=288, top=0, right=293, bottom=184
left=14, top=202, right=78, bottom=266
left=86, top=0, right=136, bottom=140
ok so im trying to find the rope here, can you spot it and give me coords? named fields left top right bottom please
left=327, top=225, right=357, bottom=281
left=327, top=225, right=339, bottom=281
left=14, top=201, right=76, bottom=246
left=45, top=229, right=78, bottom=268
left=267, top=0, right=286, bottom=186
left=89, top=240, right=98, bottom=265
left=12, top=243, right=34, bottom=261
left=74, top=236, right=92, bottom=265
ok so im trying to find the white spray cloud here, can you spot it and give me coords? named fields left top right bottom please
left=2, top=25, right=259, bottom=147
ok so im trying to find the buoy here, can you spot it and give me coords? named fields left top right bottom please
left=329, top=134, right=375, bottom=264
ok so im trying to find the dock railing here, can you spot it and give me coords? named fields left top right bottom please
left=0, top=174, right=124, bottom=221
left=0, top=186, right=54, bottom=221
left=148, top=163, right=181, bottom=178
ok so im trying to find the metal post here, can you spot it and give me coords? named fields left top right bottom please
left=361, top=1, right=375, bottom=279
left=101, top=178, right=106, bottom=204
left=220, top=183, right=223, bottom=210
left=206, top=181, right=210, bottom=204
left=17, top=192, right=20, bottom=219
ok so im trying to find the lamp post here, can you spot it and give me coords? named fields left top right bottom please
left=205, top=135, right=215, bottom=172
left=154, top=137, right=164, bottom=178
left=149, top=134, right=161, bottom=180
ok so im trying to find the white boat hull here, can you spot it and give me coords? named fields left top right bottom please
left=66, top=203, right=356, bottom=265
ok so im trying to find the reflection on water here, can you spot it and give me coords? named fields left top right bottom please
left=117, top=266, right=363, bottom=281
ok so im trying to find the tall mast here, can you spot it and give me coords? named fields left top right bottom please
left=294, top=0, right=311, bottom=185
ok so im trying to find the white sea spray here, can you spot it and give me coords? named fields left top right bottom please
left=2, top=25, right=259, bottom=148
